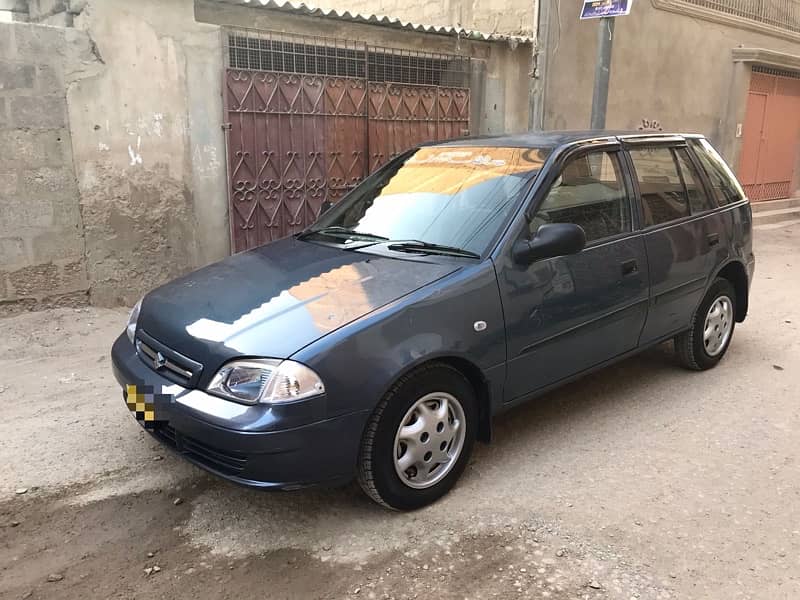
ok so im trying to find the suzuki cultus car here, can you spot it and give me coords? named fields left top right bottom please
left=112, top=131, right=754, bottom=510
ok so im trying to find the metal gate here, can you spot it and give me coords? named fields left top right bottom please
left=224, top=30, right=471, bottom=252
left=739, top=67, right=800, bottom=202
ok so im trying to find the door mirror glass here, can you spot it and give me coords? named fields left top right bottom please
left=513, top=223, right=586, bottom=265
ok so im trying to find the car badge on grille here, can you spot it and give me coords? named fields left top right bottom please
left=153, top=351, right=167, bottom=370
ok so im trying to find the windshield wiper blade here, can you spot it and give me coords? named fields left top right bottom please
left=298, top=226, right=389, bottom=242
left=386, top=240, right=481, bottom=259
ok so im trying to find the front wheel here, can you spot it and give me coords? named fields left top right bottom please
left=357, top=363, right=477, bottom=510
left=675, top=278, right=736, bottom=371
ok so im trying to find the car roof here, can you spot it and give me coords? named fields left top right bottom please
left=432, top=130, right=705, bottom=150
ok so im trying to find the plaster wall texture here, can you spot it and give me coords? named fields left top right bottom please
left=0, top=22, right=92, bottom=313
left=67, top=0, right=228, bottom=306
left=3, top=0, right=531, bottom=311
left=311, top=0, right=536, bottom=36
left=544, top=1, right=800, bottom=172
left=195, top=0, right=533, bottom=136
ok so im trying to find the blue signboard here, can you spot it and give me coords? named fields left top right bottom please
left=580, top=0, right=632, bottom=19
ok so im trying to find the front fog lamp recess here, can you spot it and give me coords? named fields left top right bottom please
left=208, top=359, right=325, bottom=404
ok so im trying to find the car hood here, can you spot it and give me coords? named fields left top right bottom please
left=137, top=237, right=459, bottom=368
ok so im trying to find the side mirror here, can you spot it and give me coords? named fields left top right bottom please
left=513, top=223, right=586, bottom=265
left=319, top=199, right=334, bottom=216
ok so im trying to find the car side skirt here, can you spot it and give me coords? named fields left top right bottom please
left=494, top=326, right=690, bottom=415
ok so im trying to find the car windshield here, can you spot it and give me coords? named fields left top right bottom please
left=306, top=146, right=549, bottom=256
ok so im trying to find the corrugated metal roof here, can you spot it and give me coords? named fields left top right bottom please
left=213, top=0, right=533, bottom=44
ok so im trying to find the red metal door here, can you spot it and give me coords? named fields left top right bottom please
left=224, top=71, right=367, bottom=252
left=437, top=87, right=471, bottom=140
left=224, top=31, right=472, bottom=253
left=366, top=83, right=470, bottom=171
left=739, top=69, right=800, bottom=202
left=367, top=83, right=438, bottom=171
left=739, top=91, right=767, bottom=193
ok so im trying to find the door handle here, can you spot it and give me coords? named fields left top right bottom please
left=621, top=259, right=639, bottom=277
left=708, top=233, right=720, bottom=247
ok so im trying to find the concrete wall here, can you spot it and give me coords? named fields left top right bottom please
left=2, top=0, right=530, bottom=312
left=544, top=2, right=800, bottom=169
left=0, top=22, right=91, bottom=313
left=66, top=0, right=229, bottom=306
left=0, top=0, right=29, bottom=22
left=312, top=0, right=536, bottom=36
left=194, top=0, right=533, bottom=136
left=65, top=0, right=528, bottom=306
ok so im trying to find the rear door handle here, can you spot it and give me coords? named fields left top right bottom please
left=621, top=259, right=639, bottom=276
left=708, top=233, right=720, bottom=246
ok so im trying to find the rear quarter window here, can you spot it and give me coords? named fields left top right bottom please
left=688, top=139, right=746, bottom=206
left=674, top=148, right=715, bottom=214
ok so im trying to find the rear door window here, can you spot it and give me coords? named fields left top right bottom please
left=628, top=147, right=690, bottom=227
left=688, top=139, right=745, bottom=206
left=674, top=148, right=715, bottom=214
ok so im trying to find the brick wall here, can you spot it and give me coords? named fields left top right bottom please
left=0, top=22, right=89, bottom=313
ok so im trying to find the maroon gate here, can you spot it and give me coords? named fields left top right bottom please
left=224, top=30, right=471, bottom=253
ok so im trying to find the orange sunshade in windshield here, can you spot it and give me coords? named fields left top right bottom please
left=379, top=147, right=547, bottom=197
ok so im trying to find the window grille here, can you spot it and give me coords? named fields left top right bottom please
left=226, top=29, right=471, bottom=88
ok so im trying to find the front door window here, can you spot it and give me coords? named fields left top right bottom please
left=531, top=151, right=631, bottom=243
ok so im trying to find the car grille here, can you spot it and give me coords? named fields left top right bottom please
left=153, top=425, right=248, bottom=477
left=134, top=331, right=203, bottom=387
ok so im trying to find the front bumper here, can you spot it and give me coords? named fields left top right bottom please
left=111, top=333, right=369, bottom=489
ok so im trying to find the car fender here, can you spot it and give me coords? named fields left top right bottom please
left=290, top=261, right=507, bottom=426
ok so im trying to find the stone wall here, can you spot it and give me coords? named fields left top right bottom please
left=0, top=22, right=92, bottom=314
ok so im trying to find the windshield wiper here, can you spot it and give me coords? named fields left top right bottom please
left=297, top=226, right=389, bottom=242
left=385, top=240, right=481, bottom=259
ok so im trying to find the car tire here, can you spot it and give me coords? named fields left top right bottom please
left=357, top=363, right=477, bottom=510
left=675, top=278, right=737, bottom=371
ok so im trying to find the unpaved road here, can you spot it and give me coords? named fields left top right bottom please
left=1, top=226, right=799, bottom=600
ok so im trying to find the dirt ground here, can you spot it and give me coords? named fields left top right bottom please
left=1, top=225, right=799, bottom=600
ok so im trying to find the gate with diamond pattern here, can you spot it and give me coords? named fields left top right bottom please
left=223, top=30, right=471, bottom=253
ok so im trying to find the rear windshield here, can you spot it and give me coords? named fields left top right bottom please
left=310, top=146, right=549, bottom=255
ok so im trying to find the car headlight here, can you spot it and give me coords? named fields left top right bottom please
left=126, top=298, right=142, bottom=343
left=207, top=359, right=325, bottom=405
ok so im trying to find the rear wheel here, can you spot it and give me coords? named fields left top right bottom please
left=357, top=363, right=477, bottom=510
left=675, top=278, right=736, bottom=370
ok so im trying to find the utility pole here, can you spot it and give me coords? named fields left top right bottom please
left=529, top=0, right=553, bottom=130
left=589, top=16, right=615, bottom=130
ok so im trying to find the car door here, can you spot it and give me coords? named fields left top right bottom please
left=496, top=145, right=650, bottom=404
left=625, top=141, right=720, bottom=344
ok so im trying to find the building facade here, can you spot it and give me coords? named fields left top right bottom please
left=542, top=0, right=800, bottom=203
left=315, top=0, right=537, bottom=37
left=0, top=0, right=532, bottom=311
left=322, top=0, right=800, bottom=202
left=1, top=0, right=799, bottom=313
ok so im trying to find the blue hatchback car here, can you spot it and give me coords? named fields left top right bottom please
left=112, top=131, right=755, bottom=509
